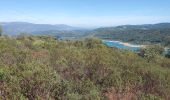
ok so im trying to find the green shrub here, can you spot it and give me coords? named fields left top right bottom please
left=0, top=36, right=169, bottom=99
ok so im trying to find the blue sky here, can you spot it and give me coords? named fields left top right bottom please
left=0, top=0, right=170, bottom=27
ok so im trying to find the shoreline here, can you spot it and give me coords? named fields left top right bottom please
left=103, top=40, right=145, bottom=48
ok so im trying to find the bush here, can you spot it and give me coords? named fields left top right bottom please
left=0, top=36, right=169, bottom=99
left=139, top=45, right=164, bottom=62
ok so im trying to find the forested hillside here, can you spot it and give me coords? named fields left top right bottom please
left=93, top=23, right=170, bottom=47
left=1, top=22, right=170, bottom=48
left=0, top=36, right=170, bottom=100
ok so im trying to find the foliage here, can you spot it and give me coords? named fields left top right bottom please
left=94, top=26, right=170, bottom=46
left=139, top=45, right=164, bottom=62
left=0, top=36, right=170, bottom=100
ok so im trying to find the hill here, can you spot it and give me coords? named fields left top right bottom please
left=1, top=22, right=170, bottom=47
left=115, top=23, right=170, bottom=29
left=0, top=36, right=170, bottom=99
left=0, top=22, right=84, bottom=35
left=93, top=23, right=170, bottom=47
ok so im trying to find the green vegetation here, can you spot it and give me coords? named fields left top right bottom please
left=0, top=35, right=170, bottom=100
left=93, top=24, right=170, bottom=47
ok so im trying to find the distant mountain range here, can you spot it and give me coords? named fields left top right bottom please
left=1, top=22, right=170, bottom=36
left=0, top=22, right=85, bottom=35
left=95, top=23, right=170, bottom=30
left=0, top=22, right=170, bottom=46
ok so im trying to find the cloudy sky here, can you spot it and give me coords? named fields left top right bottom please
left=0, top=0, right=170, bottom=27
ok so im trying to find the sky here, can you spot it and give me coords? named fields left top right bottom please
left=0, top=0, right=170, bottom=27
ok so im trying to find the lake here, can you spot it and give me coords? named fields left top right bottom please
left=102, top=40, right=141, bottom=52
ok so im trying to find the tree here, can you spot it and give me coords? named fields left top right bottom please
left=164, top=36, right=170, bottom=47
left=140, top=45, right=164, bottom=62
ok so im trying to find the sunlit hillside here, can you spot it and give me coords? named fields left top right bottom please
left=0, top=36, right=170, bottom=99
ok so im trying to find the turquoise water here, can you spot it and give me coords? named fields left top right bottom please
left=102, top=40, right=140, bottom=52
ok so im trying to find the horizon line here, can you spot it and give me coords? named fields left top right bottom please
left=1, top=21, right=170, bottom=28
